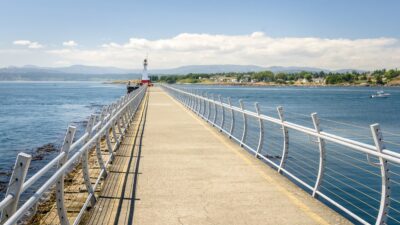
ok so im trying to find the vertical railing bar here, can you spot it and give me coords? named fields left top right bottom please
left=82, top=115, right=96, bottom=206
left=105, top=107, right=115, bottom=162
left=311, top=113, right=326, bottom=198
left=212, top=94, right=217, bottom=126
left=190, top=90, right=194, bottom=110
left=277, top=106, right=289, bottom=173
left=192, top=90, right=196, bottom=111
left=111, top=105, right=120, bottom=147
left=202, top=92, right=206, bottom=117
left=55, top=126, right=76, bottom=225
left=115, top=103, right=123, bottom=139
left=0, top=153, right=32, bottom=224
left=255, top=102, right=264, bottom=158
left=219, top=95, right=225, bottom=132
left=184, top=89, right=188, bottom=106
left=206, top=93, right=211, bottom=121
left=239, top=99, right=247, bottom=147
left=371, top=123, right=390, bottom=225
left=95, top=112, right=107, bottom=177
left=195, top=91, right=200, bottom=114
left=121, top=107, right=128, bottom=132
left=228, top=97, right=234, bottom=139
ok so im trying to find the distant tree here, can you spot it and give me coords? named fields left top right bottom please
left=275, top=72, right=287, bottom=81
left=150, top=75, right=159, bottom=82
left=359, top=74, right=367, bottom=81
left=305, top=74, right=312, bottom=82
left=376, top=75, right=384, bottom=85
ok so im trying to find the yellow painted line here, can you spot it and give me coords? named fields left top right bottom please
left=162, top=90, right=331, bottom=225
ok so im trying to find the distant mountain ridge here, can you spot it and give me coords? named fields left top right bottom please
left=0, top=64, right=367, bottom=81
left=0, top=65, right=133, bottom=75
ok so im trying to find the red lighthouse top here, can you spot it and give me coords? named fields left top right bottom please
left=141, top=58, right=152, bottom=86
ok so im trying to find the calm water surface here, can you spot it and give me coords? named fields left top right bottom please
left=181, top=85, right=400, bottom=146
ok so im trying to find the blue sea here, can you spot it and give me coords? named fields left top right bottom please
left=1, top=83, right=400, bottom=224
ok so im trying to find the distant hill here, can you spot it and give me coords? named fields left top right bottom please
left=0, top=65, right=134, bottom=75
left=152, top=65, right=365, bottom=74
left=152, top=65, right=266, bottom=74
left=0, top=64, right=366, bottom=81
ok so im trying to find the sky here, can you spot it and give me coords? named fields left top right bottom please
left=0, top=0, right=399, bottom=70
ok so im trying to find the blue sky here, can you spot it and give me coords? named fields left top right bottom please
left=0, top=0, right=399, bottom=69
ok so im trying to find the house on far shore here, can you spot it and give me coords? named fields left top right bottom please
left=301, top=78, right=309, bottom=84
left=313, top=77, right=325, bottom=84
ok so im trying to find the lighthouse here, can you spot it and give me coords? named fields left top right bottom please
left=141, top=58, right=151, bottom=85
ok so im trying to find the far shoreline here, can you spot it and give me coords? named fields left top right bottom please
left=106, top=80, right=400, bottom=87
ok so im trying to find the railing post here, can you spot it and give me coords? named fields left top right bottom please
left=219, top=95, right=225, bottom=132
left=277, top=106, right=289, bottom=174
left=82, top=115, right=96, bottom=206
left=124, top=107, right=130, bottom=129
left=184, top=90, right=189, bottom=107
left=115, top=104, right=123, bottom=138
left=190, top=91, right=194, bottom=110
left=311, top=113, right=326, bottom=198
left=56, top=126, right=76, bottom=225
left=370, top=124, right=390, bottom=225
left=254, top=102, right=264, bottom=158
left=212, top=94, right=217, bottom=126
left=1, top=153, right=32, bottom=223
left=111, top=104, right=120, bottom=147
left=239, top=99, right=247, bottom=147
left=192, top=91, right=196, bottom=111
left=127, top=100, right=133, bottom=120
left=95, top=113, right=107, bottom=177
left=120, top=103, right=128, bottom=131
left=207, top=94, right=211, bottom=122
left=186, top=91, right=190, bottom=108
left=202, top=93, right=207, bottom=119
left=228, top=97, right=235, bottom=139
left=195, top=91, right=200, bottom=114
left=201, top=92, right=206, bottom=117
left=105, top=107, right=115, bottom=162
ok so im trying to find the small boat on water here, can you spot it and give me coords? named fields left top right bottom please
left=370, top=90, right=390, bottom=98
left=127, top=81, right=139, bottom=94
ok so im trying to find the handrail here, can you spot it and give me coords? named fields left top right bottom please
left=0, top=86, right=147, bottom=225
left=162, top=84, right=400, bottom=225
left=164, top=85, right=400, bottom=164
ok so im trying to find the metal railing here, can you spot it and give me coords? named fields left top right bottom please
left=0, top=86, right=147, bottom=225
left=162, top=84, right=400, bottom=225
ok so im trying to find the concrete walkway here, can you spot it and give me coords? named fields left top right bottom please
left=132, top=87, right=350, bottom=225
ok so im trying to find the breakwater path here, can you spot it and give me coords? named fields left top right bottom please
left=88, top=87, right=349, bottom=225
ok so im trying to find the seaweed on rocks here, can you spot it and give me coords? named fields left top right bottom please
left=32, top=143, right=59, bottom=161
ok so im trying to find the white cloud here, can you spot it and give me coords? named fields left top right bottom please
left=13, top=40, right=43, bottom=49
left=62, top=40, right=78, bottom=47
left=7, top=32, right=400, bottom=70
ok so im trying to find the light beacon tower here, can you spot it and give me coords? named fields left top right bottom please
left=141, top=58, right=151, bottom=86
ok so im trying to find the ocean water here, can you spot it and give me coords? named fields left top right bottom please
left=173, top=84, right=400, bottom=224
left=0, top=82, right=125, bottom=197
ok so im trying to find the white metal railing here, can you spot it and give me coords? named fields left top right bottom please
left=162, top=84, right=400, bottom=225
left=0, top=86, right=147, bottom=225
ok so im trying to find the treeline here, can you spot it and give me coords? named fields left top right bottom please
left=155, top=69, right=400, bottom=85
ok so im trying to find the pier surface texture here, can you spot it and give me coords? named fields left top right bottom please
left=87, top=87, right=350, bottom=225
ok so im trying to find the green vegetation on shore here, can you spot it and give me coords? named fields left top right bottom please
left=155, top=69, right=400, bottom=86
